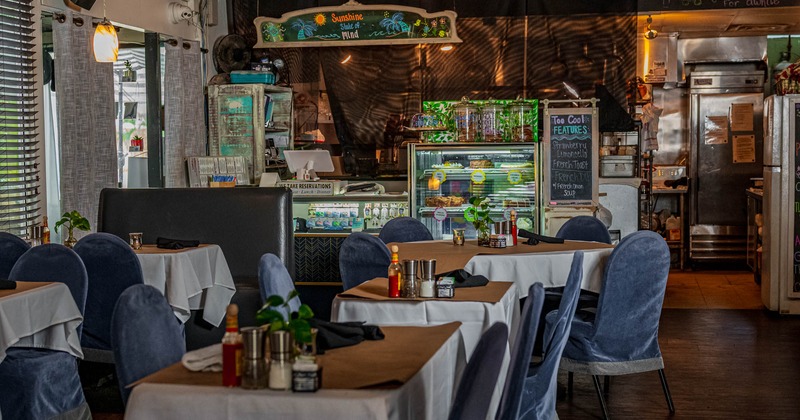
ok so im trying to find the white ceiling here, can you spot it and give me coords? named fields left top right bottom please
left=637, top=7, right=800, bottom=38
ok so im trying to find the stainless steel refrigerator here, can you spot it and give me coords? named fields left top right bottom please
left=762, top=94, right=800, bottom=314
left=688, top=68, right=765, bottom=262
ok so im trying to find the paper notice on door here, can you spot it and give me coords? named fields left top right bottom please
left=733, top=134, right=756, bottom=163
left=704, top=116, right=729, bottom=144
left=730, top=103, right=754, bottom=132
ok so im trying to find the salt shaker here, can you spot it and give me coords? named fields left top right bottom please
left=269, top=330, right=294, bottom=390
left=418, top=259, right=436, bottom=298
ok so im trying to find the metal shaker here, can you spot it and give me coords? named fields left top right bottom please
left=240, top=327, right=267, bottom=389
left=418, top=259, right=436, bottom=298
left=401, top=259, right=418, bottom=298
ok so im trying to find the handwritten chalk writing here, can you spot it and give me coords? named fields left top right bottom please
left=549, top=111, right=593, bottom=202
left=331, top=12, right=364, bottom=23
left=342, top=31, right=360, bottom=39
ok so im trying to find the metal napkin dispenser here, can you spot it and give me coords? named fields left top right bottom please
left=652, top=165, right=686, bottom=190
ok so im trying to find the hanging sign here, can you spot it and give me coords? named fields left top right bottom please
left=254, top=1, right=461, bottom=48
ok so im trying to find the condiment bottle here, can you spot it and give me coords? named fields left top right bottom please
left=240, top=327, right=268, bottom=389
left=269, top=330, right=294, bottom=390
left=41, top=216, right=50, bottom=244
left=222, top=304, right=243, bottom=387
left=401, top=259, right=418, bottom=298
left=510, top=210, right=518, bottom=246
left=388, top=245, right=402, bottom=298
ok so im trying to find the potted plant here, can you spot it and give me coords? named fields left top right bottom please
left=465, top=196, right=493, bottom=246
left=54, top=210, right=91, bottom=248
left=256, top=290, right=315, bottom=351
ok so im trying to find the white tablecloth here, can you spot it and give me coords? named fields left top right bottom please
left=464, top=245, right=613, bottom=298
left=0, top=282, right=83, bottom=362
left=136, top=245, right=236, bottom=327
left=331, top=285, right=519, bottom=419
left=125, top=327, right=464, bottom=420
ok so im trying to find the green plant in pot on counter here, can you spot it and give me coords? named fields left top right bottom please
left=54, top=210, right=91, bottom=248
left=256, top=290, right=315, bottom=347
left=465, top=196, right=493, bottom=246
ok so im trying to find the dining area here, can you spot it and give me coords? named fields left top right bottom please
left=0, top=208, right=679, bottom=420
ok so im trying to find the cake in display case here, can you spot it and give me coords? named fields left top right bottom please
left=409, top=143, right=539, bottom=239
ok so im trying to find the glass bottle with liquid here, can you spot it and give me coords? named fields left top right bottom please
left=388, top=245, right=402, bottom=298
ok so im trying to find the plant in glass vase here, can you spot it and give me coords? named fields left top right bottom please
left=255, top=290, right=315, bottom=352
left=54, top=210, right=91, bottom=248
left=465, top=196, right=493, bottom=246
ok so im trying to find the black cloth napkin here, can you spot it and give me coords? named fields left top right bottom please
left=437, top=269, right=489, bottom=288
left=517, top=229, right=564, bottom=245
left=156, top=237, right=200, bottom=249
left=308, top=319, right=384, bottom=354
left=0, top=279, right=16, bottom=290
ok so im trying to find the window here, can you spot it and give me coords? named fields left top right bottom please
left=0, top=0, right=39, bottom=236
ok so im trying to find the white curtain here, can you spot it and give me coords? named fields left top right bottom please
left=164, top=39, right=206, bottom=187
left=53, top=10, right=117, bottom=236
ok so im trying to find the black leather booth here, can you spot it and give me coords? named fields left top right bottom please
left=97, top=187, right=293, bottom=350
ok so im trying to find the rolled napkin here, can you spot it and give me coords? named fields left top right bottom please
left=0, top=279, right=16, bottom=290
left=308, top=319, right=384, bottom=354
left=437, top=269, right=489, bottom=288
left=181, top=343, right=222, bottom=372
left=156, top=237, right=200, bottom=249
left=517, top=229, right=564, bottom=245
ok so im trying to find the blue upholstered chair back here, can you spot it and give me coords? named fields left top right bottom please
left=556, top=216, right=612, bottom=244
left=74, top=232, right=144, bottom=351
left=258, top=253, right=300, bottom=315
left=9, top=244, right=88, bottom=337
left=339, top=232, right=391, bottom=290
left=496, top=283, right=545, bottom=420
left=521, top=251, right=585, bottom=420
left=449, top=322, right=509, bottom=420
left=112, top=284, right=185, bottom=405
left=378, top=217, right=433, bottom=243
left=0, top=232, right=30, bottom=280
left=591, top=230, right=670, bottom=359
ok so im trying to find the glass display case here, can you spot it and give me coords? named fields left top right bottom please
left=409, top=143, right=539, bottom=239
left=292, top=195, right=409, bottom=234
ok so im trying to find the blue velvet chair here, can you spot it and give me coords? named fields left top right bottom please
left=555, top=215, right=612, bottom=244
left=378, top=217, right=433, bottom=243
left=554, top=231, right=674, bottom=419
left=339, top=232, right=391, bottom=290
left=449, top=322, right=509, bottom=420
left=74, top=232, right=144, bottom=363
left=519, top=251, right=584, bottom=420
left=1, top=244, right=90, bottom=420
left=112, top=284, right=185, bottom=405
left=0, top=232, right=30, bottom=280
left=496, top=283, right=545, bottom=420
left=258, top=253, right=300, bottom=315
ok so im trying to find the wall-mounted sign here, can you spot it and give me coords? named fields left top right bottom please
left=254, top=1, right=461, bottom=48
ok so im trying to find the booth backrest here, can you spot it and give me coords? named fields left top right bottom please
left=97, top=187, right=294, bottom=287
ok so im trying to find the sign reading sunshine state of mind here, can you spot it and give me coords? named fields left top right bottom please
left=254, top=2, right=461, bottom=48
left=547, top=111, right=594, bottom=204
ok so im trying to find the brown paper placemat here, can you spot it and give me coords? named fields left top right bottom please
left=338, top=277, right=511, bottom=303
left=388, top=240, right=613, bottom=274
left=0, top=281, right=53, bottom=299
left=135, top=322, right=461, bottom=390
left=134, top=244, right=209, bottom=255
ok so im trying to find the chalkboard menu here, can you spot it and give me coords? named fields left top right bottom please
left=254, top=5, right=460, bottom=48
left=544, top=107, right=598, bottom=205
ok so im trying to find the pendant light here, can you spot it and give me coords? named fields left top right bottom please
left=643, top=15, right=658, bottom=40
left=93, top=0, right=118, bottom=62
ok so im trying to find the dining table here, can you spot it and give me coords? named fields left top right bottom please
left=134, top=244, right=236, bottom=327
left=0, top=281, right=83, bottom=362
left=125, top=322, right=465, bottom=420
left=387, top=239, right=614, bottom=298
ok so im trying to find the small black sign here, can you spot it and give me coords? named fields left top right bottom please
left=548, top=112, right=593, bottom=203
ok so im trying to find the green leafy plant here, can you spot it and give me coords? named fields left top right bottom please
left=54, top=210, right=91, bottom=238
left=255, top=290, right=315, bottom=344
left=466, top=196, right=493, bottom=233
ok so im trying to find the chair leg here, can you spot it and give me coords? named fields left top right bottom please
left=568, top=371, right=574, bottom=396
left=592, top=375, right=611, bottom=420
left=604, top=375, right=610, bottom=395
left=658, top=369, right=675, bottom=414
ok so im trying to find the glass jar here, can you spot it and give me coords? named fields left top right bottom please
left=506, top=99, right=536, bottom=142
left=481, top=100, right=505, bottom=143
left=451, top=97, right=482, bottom=142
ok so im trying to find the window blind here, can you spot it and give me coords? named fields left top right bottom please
left=0, top=0, right=39, bottom=236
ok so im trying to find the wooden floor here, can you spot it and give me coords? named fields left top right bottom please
left=556, top=269, right=800, bottom=419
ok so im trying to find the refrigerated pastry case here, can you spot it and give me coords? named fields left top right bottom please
left=409, top=143, right=539, bottom=239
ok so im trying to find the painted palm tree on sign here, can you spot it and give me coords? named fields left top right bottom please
left=380, top=12, right=409, bottom=34
left=291, top=19, right=317, bottom=40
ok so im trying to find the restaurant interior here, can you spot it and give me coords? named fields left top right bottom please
left=1, top=0, right=800, bottom=419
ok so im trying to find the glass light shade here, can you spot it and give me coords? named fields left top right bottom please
left=93, top=19, right=119, bottom=62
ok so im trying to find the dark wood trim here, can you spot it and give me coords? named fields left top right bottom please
left=144, top=32, right=163, bottom=187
